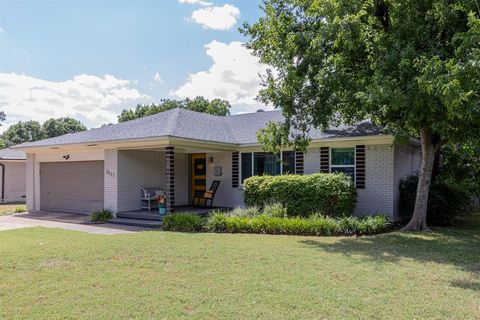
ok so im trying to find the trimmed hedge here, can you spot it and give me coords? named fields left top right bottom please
left=207, top=212, right=390, bottom=236
left=162, top=213, right=205, bottom=232
left=243, top=173, right=357, bottom=217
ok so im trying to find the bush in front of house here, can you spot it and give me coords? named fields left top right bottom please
left=90, top=209, right=113, bottom=223
left=14, top=207, right=26, bottom=213
left=162, top=213, right=205, bottom=232
left=243, top=173, right=357, bottom=217
left=206, top=211, right=390, bottom=236
left=399, top=174, right=473, bottom=226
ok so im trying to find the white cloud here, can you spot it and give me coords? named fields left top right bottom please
left=153, top=72, right=163, bottom=83
left=178, top=0, right=213, bottom=5
left=190, top=4, right=240, bottom=30
left=171, top=41, right=271, bottom=113
left=0, top=73, right=150, bottom=130
left=0, top=27, right=5, bottom=34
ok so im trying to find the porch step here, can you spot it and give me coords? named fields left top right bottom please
left=116, top=212, right=163, bottom=221
left=108, top=217, right=163, bottom=229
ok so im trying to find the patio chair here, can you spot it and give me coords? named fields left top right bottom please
left=192, top=180, right=221, bottom=208
left=141, top=186, right=164, bottom=211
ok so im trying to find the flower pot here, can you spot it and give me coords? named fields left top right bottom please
left=159, top=206, right=167, bottom=215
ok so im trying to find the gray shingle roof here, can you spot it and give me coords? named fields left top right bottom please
left=14, top=108, right=384, bottom=149
left=0, top=148, right=26, bottom=160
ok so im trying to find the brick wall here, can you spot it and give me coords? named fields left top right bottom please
left=355, top=144, right=395, bottom=217
left=304, top=148, right=321, bottom=174
left=104, top=149, right=118, bottom=213
left=26, top=154, right=35, bottom=211
left=0, top=162, right=27, bottom=203
left=206, top=152, right=243, bottom=208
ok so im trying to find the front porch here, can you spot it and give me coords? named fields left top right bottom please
left=104, top=143, right=243, bottom=216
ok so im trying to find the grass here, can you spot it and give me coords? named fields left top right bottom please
left=0, top=215, right=479, bottom=319
left=0, top=203, right=26, bottom=216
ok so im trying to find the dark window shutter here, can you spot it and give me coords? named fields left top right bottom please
left=320, top=147, right=330, bottom=173
left=355, top=145, right=366, bottom=189
left=232, top=152, right=239, bottom=188
left=295, top=151, right=304, bottom=175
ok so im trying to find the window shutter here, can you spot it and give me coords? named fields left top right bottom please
left=295, top=151, right=304, bottom=175
left=232, top=152, right=239, bottom=188
left=320, top=147, right=330, bottom=173
left=355, top=145, right=366, bottom=189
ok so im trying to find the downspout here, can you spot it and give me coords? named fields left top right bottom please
left=0, top=163, right=5, bottom=203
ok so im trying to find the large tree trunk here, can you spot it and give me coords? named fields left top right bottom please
left=401, top=128, right=440, bottom=231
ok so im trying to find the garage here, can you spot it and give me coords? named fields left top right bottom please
left=40, top=161, right=104, bottom=214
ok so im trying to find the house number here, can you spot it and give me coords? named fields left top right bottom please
left=106, top=169, right=115, bottom=177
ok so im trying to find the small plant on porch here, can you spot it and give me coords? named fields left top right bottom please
left=155, top=194, right=168, bottom=215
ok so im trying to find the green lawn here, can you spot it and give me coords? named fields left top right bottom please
left=0, top=216, right=479, bottom=319
left=0, top=203, right=26, bottom=216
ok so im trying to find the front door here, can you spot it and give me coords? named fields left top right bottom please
left=191, top=153, right=207, bottom=201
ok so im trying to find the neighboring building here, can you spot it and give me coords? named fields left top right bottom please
left=14, top=108, right=421, bottom=220
left=0, top=148, right=27, bottom=203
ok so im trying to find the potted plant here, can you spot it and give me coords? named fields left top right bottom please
left=155, top=194, right=168, bottom=215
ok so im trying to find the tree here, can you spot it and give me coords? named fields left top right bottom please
left=1, top=117, right=87, bottom=147
left=2, top=120, right=44, bottom=147
left=42, top=117, right=87, bottom=138
left=243, top=0, right=480, bottom=230
left=118, top=97, right=231, bottom=122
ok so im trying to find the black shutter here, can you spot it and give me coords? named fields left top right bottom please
left=355, top=145, right=366, bottom=189
left=232, top=152, right=239, bottom=188
left=320, top=147, right=330, bottom=173
left=295, top=151, right=304, bottom=175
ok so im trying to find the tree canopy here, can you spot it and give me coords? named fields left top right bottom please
left=1, top=117, right=87, bottom=147
left=243, top=0, right=480, bottom=230
left=118, top=97, right=231, bottom=123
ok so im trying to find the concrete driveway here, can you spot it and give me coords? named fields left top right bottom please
left=0, top=211, right=147, bottom=234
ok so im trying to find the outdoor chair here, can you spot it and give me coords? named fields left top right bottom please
left=192, top=180, right=221, bottom=208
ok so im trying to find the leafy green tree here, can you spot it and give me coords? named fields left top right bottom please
left=1, top=117, right=87, bottom=147
left=118, top=97, right=231, bottom=123
left=243, top=0, right=480, bottom=230
left=2, top=120, right=45, bottom=147
left=42, top=117, right=87, bottom=138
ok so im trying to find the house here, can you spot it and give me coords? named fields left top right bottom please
left=0, top=148, right=27, bottom=203
left=14, top=108, right=421, bottom=220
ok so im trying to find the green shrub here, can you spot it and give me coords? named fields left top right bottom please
left=162, top=213, right=205, bottom=232
left=399, top=174, right=473, bottom=226
left=243, top=173, right=356, bottom=217
left=226, top=206, right=261, bottom=217
left=263, top=203, right=288, bottom=218
left=207, top=212, right=390, bottom=236
left=14, top=207, right=26, bottom=213
left=90, top=209, right=113, bottom=223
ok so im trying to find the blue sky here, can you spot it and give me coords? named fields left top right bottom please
left=0, top=0, right=267, bottom=129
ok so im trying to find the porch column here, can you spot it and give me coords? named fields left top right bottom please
left=165, top=146, right=175, bottom=212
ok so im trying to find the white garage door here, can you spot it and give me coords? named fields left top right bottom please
left=40, top=161, right=104, bottom=214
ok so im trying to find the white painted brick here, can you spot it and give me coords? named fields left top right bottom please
left=206, top=152, right=243, bottom=208
left=0, top=162, right=26, bottom=203
left=393, top=144, right=421, bottom=219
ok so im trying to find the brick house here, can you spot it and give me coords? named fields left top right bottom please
left=15, top=108, right=421, bottom=220
left=0, top=148, right=27, bottom=203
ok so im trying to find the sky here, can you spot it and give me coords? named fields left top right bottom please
left=0, top=0, right=269, bottom=131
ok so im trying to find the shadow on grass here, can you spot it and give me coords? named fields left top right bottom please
left=299, top=214, right=480, bottom=290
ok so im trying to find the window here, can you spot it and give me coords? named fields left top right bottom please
left=241, top=151, right=295, bottom=182
left=330, top=147, right=355, bottom=181
left=282, top=151, right=295, bottom=174
left=241, top=153, right=252, bottom=183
